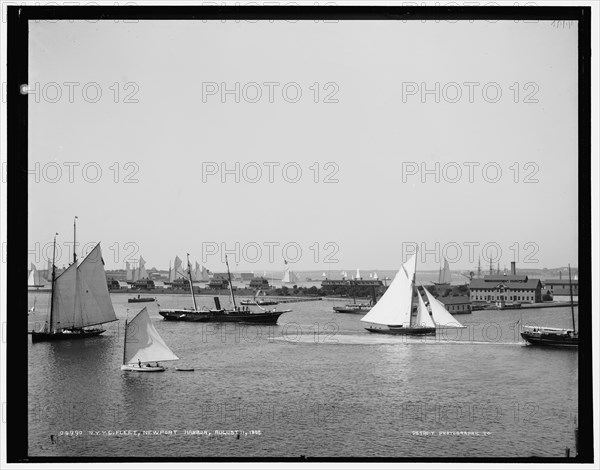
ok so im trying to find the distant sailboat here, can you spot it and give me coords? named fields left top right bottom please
left=31, top=225, right=118, bottom=342
left=27, top=263, right=45, bottom=288
left=361, top=253, right=465, bottom=336
left=282, top=261, right=299, bottom=284
left=433, top=258, right=452, bottom=286
left=121, top=307, right=179, bottom=372
left=28, top=297, right=36, bottom=315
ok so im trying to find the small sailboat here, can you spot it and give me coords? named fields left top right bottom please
left=121, top=307, right=179, bottom=372
left=31, top=223, right=118, bottom=343
left=28, top=297, right=36, bottom=315
left=433, top=258, right=452, bottom=286
left=361, top=252, right=466, bottom=336
left=281, top=261, right=299, bottom=284
left=520, top=265, right=578, bottom=347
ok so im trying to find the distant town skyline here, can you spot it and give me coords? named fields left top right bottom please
left=28, top=20, right=579, bottom=271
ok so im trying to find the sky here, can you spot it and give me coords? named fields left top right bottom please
left=27, top=19, right=579, bottom=272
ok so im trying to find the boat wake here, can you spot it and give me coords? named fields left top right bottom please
left=273, top=333, right=521, bottom=346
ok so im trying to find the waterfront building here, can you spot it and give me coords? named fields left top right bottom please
left=543, top=278, right=579, bottom=302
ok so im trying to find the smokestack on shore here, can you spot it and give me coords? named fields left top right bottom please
left=511, top=261, right=516, bottom=275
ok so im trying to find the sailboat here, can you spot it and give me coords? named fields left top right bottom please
left=30, top=225, right=118, bottom=342
left=281, top=261, right=299, bottom=284
left=433, top=258, right=452, bottom=286
left=28, top=297, right=36, bottom=315
left=27, top=263, right=45, bottom=289
left=520, top=265, right=578, bottom=347
left=121, top=307, right=179, bottom=372
left=159, top=255, right=290, bottom=323
left=361, top=253, right=466, bottom=336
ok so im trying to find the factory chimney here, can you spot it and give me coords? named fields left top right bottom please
left=511, top=261, right=516, bottom=275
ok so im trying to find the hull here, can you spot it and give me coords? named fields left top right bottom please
left=333, top=305, right=371, bottom=314
left=121, top=364, right=165, bottom=372
left=521, top=331, right=578, bottom=348
left=240, top=300, right=278, bottom=306
left=365, top=326, right=436, bottom=336
left=159, top=308, right=290, bottom=324
left=31, top=328, right=106, bottom=343
left=128, top=298, right=156, bottom=303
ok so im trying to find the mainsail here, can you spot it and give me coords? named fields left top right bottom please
left=126, top=262, right=133, bottom=281
left=423, top=287, right=465, bottom=328
left=438, top=258, right=452, bottom=284
left=51, top=243, right=117, bottom=329
left=123, top=307, right=179, bottom=365
left=360, top=254, right=417, bottom=326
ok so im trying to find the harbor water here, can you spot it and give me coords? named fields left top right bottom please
left=27, top=292, right=578, bottom=458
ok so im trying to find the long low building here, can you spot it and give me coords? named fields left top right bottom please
left=469, top=274, right=542, bottom=304
left=543, top=279, right=579, bottom=302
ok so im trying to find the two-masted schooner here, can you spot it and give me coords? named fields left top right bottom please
left=30, top=221, right=118, bottom=343
left=361, top=253, right=466, bottom=336
left=159, top=255, right=290, bottom=323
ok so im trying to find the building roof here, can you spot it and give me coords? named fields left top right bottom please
left=543, top=279, right=579, bottom=286
left=437, top=296, right=471, bottom=305
left=470, top=278, right=542, bottom=290
left=483, top=275, right=528, bottom=282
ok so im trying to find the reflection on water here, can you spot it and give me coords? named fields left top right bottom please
left=28, top=292, right=578, bottom=458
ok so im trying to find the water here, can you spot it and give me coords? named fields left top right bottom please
left=28, top=292, right=578, bottom=458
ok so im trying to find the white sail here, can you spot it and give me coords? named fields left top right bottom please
left=172, top=256, right=185, bottom=280
left=373, top=272, right=378, bottom=280
left=356, top=268, right=361, bottom=279
left=438, top=258, right=452, bottom=284
left=360, top=254, right=417, bottom=326
left=282, top=264, right=298, bottom=283
left=423, top=287, right=465, bottom=328
left=28, top=263, right=44, bottom=286
left=360, top=271, right=412, bottom=325
left=201, top=266, right=210, bottom=281
left=126, top=262, right=132, bottom=281
left=415, top=290, right=436, bottom=328
left=138, top=256, right=148, bottom=279
left=123, top=307, right=179, bottom=365
left=75, top=244, right=118, bottom=328
left=132, top=263, right=139, bottom=282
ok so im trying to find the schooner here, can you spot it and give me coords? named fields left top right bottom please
left=31, top=220, right=117, bottom=342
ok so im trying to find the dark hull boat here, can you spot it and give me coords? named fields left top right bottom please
left=31, top=328, right=106, bottom=343
left=128, top=297, right=156, bottom=303
left=159, top=306, right=288, bottom=324
left=240, top=299, right=279, bottom=306
left=521, top=265, right=578, bottom=348
left=158, top=255, right=290, bottom=325
left=333, top=304, right=371, bottom=314
left=365, top=326, right=435, bottom=336
left=520, top=328, right=578, bottom=348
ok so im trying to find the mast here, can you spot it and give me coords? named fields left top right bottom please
left=410, top=248, right=418, bottom=327
left=225, top=255, right=237, bottom=310
left=187, top=253, right=198, bottom=311
left=72, top=216, right=79, bottom=328
left=122, top=318, right=128, bottom=365
left=48, top=233, right=58, bottom=332
left=73, top=216, right=78, bottom=264
left=568, top=264, right=575, bottom=332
